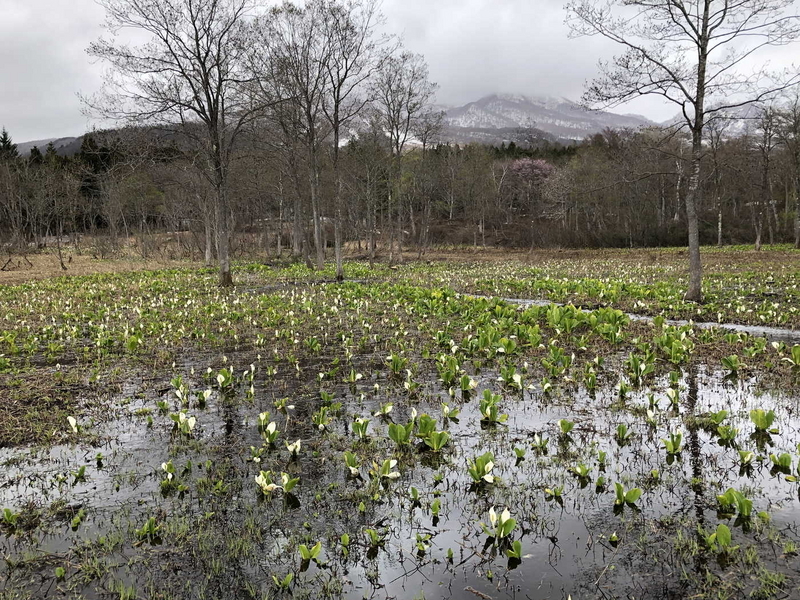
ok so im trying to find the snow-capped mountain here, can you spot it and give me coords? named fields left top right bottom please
left=442, top=93, right=655, bottom=142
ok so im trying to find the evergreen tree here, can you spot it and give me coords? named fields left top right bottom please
left=0, top=128, right=18, bottom=161
left=29, top=146, right=43, bottom=165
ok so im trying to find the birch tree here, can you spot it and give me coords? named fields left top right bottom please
left=776, top=93, right=800, bottom=247
left=371, top=51, right=437, bottom=263
left=567, top=0, right=800, bottom=301
left=255, top=1, right=332, bottom=270
left=321, top=0, right=393, bottom=280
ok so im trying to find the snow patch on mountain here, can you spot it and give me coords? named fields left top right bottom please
left=443, top=94, right=655, bottom=142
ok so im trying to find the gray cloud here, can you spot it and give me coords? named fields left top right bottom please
left=0, top=0, right=106, bottom=142
left=1, top=0, right=797, bottom=142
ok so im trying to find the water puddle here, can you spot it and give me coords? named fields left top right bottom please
left=2, top=350, right=798, bottom=599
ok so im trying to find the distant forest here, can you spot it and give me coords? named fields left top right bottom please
left=1, top=102, right=798, bottom=263
left=2, top=0, right=800, bottom=267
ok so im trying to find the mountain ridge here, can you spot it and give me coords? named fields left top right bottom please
left=441, top=93, right=656, bottom=143
left=15, top=93, right=660, bottom=154
left=16, top=136, right=82, bottom=157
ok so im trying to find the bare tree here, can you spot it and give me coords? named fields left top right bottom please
left=371, top=51, right=437, bottom=263
left=254, top=1, right=332, bottom=270
left=86, top=0, right=261, bottom=285
left=776, top=93, right=800, bottom=247
left=752, top=105, right=779, bottom=249
left=411, top=109, right=444, bottom=255
left=345, top=113, right=390, bottom=265
left=567, top=0, right=800, bottom=301
left=706, top=113, right=733, bottom=246
left=319, top=0, right=394, bottom=280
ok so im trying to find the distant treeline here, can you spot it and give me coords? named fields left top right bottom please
left=0, top=101, right=798, bottom=259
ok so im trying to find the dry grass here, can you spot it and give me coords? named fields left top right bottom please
left=1, top=243, right=797, bottom=287
left=0, top=251, right=200, bottom=286
left=416, top=245, right=800, bottom=274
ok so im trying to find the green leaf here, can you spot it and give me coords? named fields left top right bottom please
left=309, top=541, right=321, bottom=559
left=715, top=524, right=731, bottom=548
left=500, top=518, right=517, bottom=538
left=505, top=539, right=522, bottom=558
left=614, top=482, right=624, bottom=504
left=625, top=488, right=642, bottom=504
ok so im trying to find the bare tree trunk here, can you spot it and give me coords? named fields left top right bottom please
left=674, top=159, right=683, bottom=222
left=216, top=183, right=232, bottom=286
left=56, top=220, right=67, bottom=271
left=334, top=219, right=343, bottom=280
left=387, top=188, right=395, bottom=264
left=767, top=211, right=774, bottom=246
left=795, top=172, right=800, bottom=248
left=770, top=195, right=779, bottom=244
left=368, top=203, right=376, bottom=267
left=292, top=194, right=302, bottom=258
left=310, top=196, right=324, bottom=270
left=204, top=215, right=213, bottom=267
left=276, top=174, right=284, bottom=259
left=307, top=143, right=325, bottom=270
left=395, top=209, right=404, bottom=264
left=333, top=131, right=344, bottom=281
left=302, top=229, right=313, bottom=269
left=755, top=215, right=763, bottom=251
left=684, top=138, right=703, bottom=302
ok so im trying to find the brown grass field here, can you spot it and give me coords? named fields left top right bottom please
left=0, top=242, right=798, bottom=286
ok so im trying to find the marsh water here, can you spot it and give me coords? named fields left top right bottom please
left=3, top=280, right=800, bottom=599
left=492, top=295, right=800, bottom=345
left=2, top=340, right=800, bottom=600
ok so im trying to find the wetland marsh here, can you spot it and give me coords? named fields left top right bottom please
left=2, top=249, right=800, bottom=600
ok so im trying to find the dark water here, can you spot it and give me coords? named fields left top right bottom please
left=2, top=351, right=799, bottom=599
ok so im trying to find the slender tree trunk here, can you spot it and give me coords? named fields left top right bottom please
left=767, top=212, right=774, bottom=246
left=684, top=8, right=710, bottom=303
left=388, top=161, right=397, bottom=265
left=216, top=182, right=232, bottom=286
left=332, top=130, right=344, bottom=282
left=368, top=199, right=376, bottom=267
left=387, top=208, right=394, bottom=264
left=276, top=174, right=284, bottom=259
left=306, top=142, right=325, bottom=270
left=770, top=196, right=779, bottom=244
left=303, top=229, right=313, bottom=269
left=334, top=213, right=343, bottom=279
left=395, top=211, right=404, bottom=264
left=674, top=159, right=683, bottom=222
left=292, top=194, right=302, bottom=257
left=204, top=214, right=213, bottom=267
left=56, top=220, right=67, bottom=271
left=684, top=136, right=703, bottom=302
left=755, top=214, right=763, bottom=251
left=794, top=170, right=800, bottom=248
left=310, top=192, right=323, bottom=269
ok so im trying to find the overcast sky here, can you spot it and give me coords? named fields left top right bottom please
left=0, top=0, right=797, bottom=142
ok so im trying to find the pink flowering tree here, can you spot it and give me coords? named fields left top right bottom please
left=509, top=158, right=555, bottom=247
